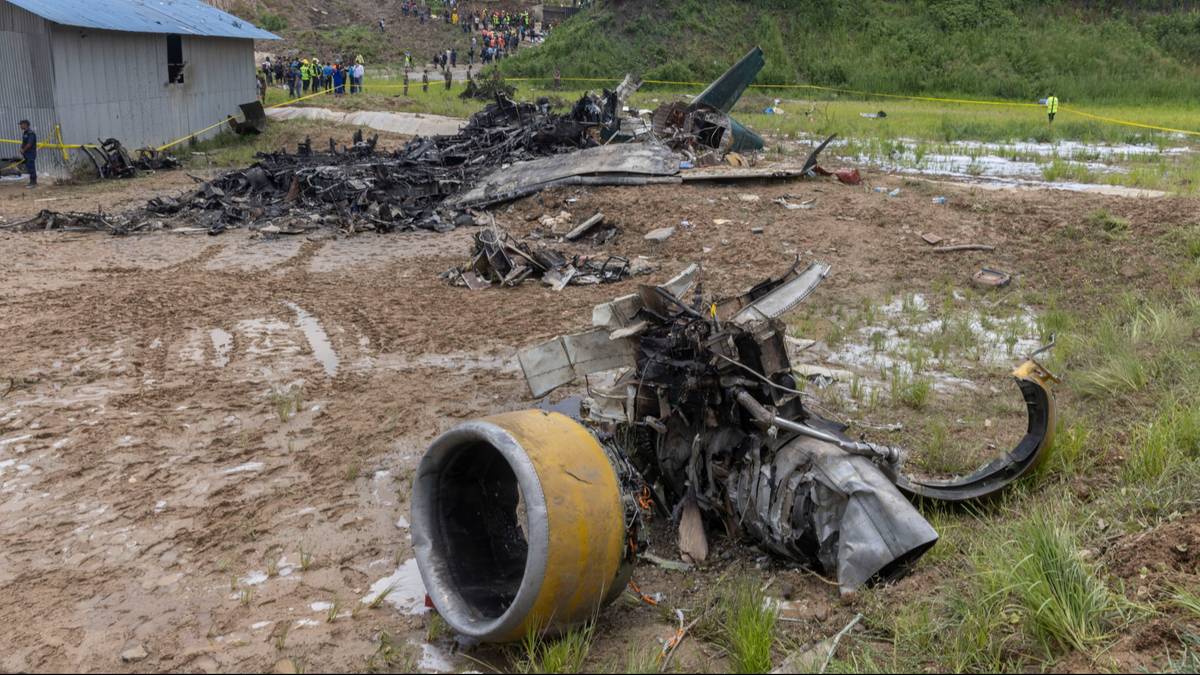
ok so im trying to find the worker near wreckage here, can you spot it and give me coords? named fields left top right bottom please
left=17, top=120, right=36, bottom=189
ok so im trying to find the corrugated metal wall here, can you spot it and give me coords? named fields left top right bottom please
left=50, top=28, right=256, bottom=167
left=0, top=1, right=64, bottom=175
left=0, top=0, right=258, bottom=179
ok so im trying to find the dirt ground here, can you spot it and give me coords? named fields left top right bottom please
left=1, top=161, right=1196, bottom=672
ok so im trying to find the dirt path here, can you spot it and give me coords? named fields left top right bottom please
left=0, top=169, right=1193, bottom=672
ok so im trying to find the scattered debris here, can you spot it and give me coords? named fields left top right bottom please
left=228, top=101, right=268, bottom=135
left=645, top=226, right=676, bottom=242
left=412, top=259, right=1061, bottom=642
left=564, top=212, right=605, bottom=241
left=120, top=644, right=148, bottom=663
left=920, top=233, right=944, bottom=246
left=934, top=244, right=996, bottom=253
left=443, top=226, right=641, bottom=290
left=651, top=47, right=767, bottom=161
left=972, top=267, right=1013, bottom=288
left=774, top=197, right=816, bottom=210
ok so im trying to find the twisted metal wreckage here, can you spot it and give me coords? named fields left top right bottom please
left=9, top=48, right=853, bottom=241
left=411, top=260, right=1060, bottom=642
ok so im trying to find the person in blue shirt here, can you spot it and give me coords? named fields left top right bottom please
left=18, top=120, right=36, bottom=188
left=323, top=63, right=334, bottom=93
left=333, top=64, right=345, bottom=96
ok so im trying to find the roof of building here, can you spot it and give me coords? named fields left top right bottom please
left=5, top=0, right=279, bottom=40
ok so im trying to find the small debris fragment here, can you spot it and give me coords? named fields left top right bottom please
left=120, top=645, right=148, bottom=663
left=921, top=233, right=944, bottom=246
left=645, top=226, right=676, bottom=242
left=972, top=267, right=1012, bottom=289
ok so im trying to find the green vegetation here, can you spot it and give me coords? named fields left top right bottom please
left=513, top=622, right=595, bottom=674
left=506, top=0, right=1200, bottom=104
left=257, top=12, right=288, bottom=32
left=1006, top=516, right=1121, bottom=653
left=721, top=580, right=778, bottom=674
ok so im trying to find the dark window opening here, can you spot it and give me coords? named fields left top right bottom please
left=167, top=34, right=185, bottom=84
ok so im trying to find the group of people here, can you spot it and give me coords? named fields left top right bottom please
left=259, top=56, right=368, bottom=100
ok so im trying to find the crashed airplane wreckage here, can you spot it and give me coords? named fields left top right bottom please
left=411, top=261, right=1059, bottom=642
left=10, top=48, right=848, bottom=237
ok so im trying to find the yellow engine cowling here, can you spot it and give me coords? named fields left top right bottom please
left=411, top=410, right=630, bottom=642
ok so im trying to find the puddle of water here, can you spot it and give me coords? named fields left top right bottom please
left=419, top=643, right=457, bottom=673
left=223, top=462, right=265, bottom=475
left=364, top=351, right=517, bottom=374
left=240, top=570, right=269, bottom=586
left=798, top=293, right=1042, bottom=397
left=284, top=302, right=339, bottom=377
left=536, top=395, right=583, bottom=418
left=0, top=434, right=33, bottom=449
left=814, top=135, right=1188, bottom=195
left=362, top=558, right=428, bottom=615
left=210, top=329, right=233, bottom=368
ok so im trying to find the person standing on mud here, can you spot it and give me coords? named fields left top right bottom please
left=1046, top=93, right=1059, bottom=126
left=17, top=120, right=36, bottom=188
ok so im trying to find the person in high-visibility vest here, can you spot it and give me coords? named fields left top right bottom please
left=300, top=59, right=311, bottom=93
left=1046, top=94, right=1059, bottom=125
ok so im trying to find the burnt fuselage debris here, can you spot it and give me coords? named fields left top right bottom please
left=13, top=46, right=854, bottom=243
left=414, top=259, right=1060, bottom=641
left=77, top=138, right=181, bottom=181
left=444, top=224, right=643, bottom=290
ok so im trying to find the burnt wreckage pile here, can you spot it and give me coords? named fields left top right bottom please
left=412, top=261, right=1061, bottom=641
left=10, top=47, right=851, bottom=240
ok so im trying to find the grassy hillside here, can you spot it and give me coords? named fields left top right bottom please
left=503, top=0, right=1200, bottom=103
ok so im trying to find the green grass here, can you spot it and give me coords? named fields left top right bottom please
left=1005, top=515, right=1121, bottom=654
left=888, top=365, right=932, bottom=410
left=721, top=579, right=778, bottom=674
left=1124, top=400, right=1200, bottom=483
left=1067, top=300, right=1198, bottom=400
left=513, top=621, right=595, bottom=674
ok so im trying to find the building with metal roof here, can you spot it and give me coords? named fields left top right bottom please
left=0, top=0, right=278, bottom=178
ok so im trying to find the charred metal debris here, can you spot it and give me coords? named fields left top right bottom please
left=442, top=220, right=649, bottom=290
left=11, top=47, right=857, bottom=238
left=410, top=261, right=1058, bottom=642
left=512, top=260, right=1059, bottom=593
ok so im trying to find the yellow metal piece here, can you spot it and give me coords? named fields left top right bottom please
left=1013, top=359, right=1058, bottom=472
left=477, top=410, right=626, bottom=642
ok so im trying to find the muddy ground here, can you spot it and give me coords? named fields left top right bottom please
left=0, top=159, right=1196, bottom=672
